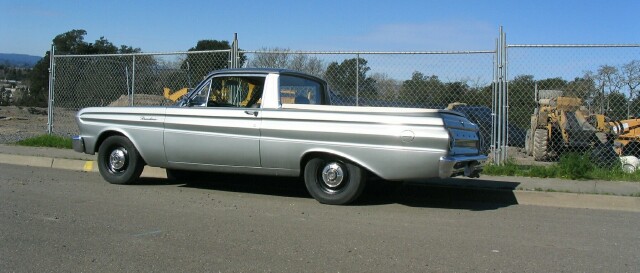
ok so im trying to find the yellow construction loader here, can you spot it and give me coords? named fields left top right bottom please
left=525, top=89, right=640, bottom=165
left=524, top=90, right=604, bottom=161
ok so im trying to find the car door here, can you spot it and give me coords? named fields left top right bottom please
left=164, top=74, right=265, bottom=167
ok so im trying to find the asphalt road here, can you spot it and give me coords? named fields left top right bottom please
left=1, top=164, right=638, bottom=272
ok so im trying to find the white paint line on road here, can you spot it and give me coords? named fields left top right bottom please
left=132, top=229, right=162, bottom=237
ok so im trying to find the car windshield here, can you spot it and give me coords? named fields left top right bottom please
left=186, top=75, right=265, bottom=108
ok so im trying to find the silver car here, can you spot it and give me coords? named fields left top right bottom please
left=73, top=68, right=486, bottom=205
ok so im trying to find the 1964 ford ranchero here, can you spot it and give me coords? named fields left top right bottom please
left=72, top=68, right=487, bottom=205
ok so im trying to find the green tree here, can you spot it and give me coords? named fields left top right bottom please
left=22, top=29, right=143, bottom=107
left=506, top=75, right=536, bottom=128
left=24, top=53, right=50, bottom=106
left=399, top=71, right=444, bottom=107
left=325, top=58, right=377, bottom=103
left=443, top=81, right=470, bottom=103
left=180, top=40, right=246, bottom=85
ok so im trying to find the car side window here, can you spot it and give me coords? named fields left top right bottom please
left=189, top=76, right=265, bottom=108
left=188, top=79, right=212, bottom=107
left=208, top=76, right=265, bottom=108
left=279, top=75, right=323, bottom=105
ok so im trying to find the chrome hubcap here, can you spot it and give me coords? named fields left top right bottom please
left=109, top=148, right=127, bottom=171
left=321, top=162, right=344, bottom=188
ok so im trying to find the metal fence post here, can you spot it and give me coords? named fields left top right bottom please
left=125, top=65, right=130, bottom=104
left=356, top=53, right=360, bottom=106
left=503, top=29, right=509, bottom=163
left=492, top=26, right=509, bottom=165
left=230, top=33, right=239, bottom=69
left=47, top=44, right=55, bottom=135
left=497, top=31, right=504, bottom=165
left=492, top=38, right=498, bottom=164
left=130, top=55, right=136, bottom=106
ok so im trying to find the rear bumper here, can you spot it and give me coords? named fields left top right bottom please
left=438, top=155, right=487, bottom=178
left=72, top=136, right=85, bottom=153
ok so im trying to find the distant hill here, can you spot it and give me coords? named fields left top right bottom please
left=0, top=53, right=42, bottom=67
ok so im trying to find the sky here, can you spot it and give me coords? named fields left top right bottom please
left=1, top=0, right=639, bottom=57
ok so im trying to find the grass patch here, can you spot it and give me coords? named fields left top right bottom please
left=484, top=153, right=640, bottom=182
left=16, top=134, right=72, bottom=149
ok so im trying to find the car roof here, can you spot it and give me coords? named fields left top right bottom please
left=206, top=68, right=325, bottom=83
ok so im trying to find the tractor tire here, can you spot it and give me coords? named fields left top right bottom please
left=524, top=129, right=532, bottom=156
left=532, top=129, right=549, bottom=161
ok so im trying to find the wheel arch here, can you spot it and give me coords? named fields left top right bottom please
left=299, top=150, right=375, bottom=178
left=94, top=130, right=148, bottom=165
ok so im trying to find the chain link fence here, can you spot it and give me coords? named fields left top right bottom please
left=16, top=33, right=638, bottom=168
left=49, top=50, right=231, bottom=138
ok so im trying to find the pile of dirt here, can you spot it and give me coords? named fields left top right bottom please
left=108, top=94, right=169, bottom=107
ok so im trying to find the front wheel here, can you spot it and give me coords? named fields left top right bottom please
left=304, top=157, right=366, bottom=205
left=532, top=129, right=549, bottom=161
left=97, top=135, right=145, bottom=184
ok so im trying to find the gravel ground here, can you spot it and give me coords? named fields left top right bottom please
left=0, top=106, right=78, bottom=144
left=0, top=106, right=49, bottom=144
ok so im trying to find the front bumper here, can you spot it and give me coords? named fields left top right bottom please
left=438, top=155, right=487, bottom=178
left=71, top=136, right=85, bottom=153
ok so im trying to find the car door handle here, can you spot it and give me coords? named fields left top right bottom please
left=244, top=110, right=258, bottom=117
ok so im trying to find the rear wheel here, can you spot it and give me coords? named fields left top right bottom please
left=304, top=157, right=366, bottom=205
left=533, top=129, right=549, bottom=161
left=97, top=135, right=144, bottom=184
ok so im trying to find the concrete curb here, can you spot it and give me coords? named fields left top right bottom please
left=0, top=154, right=53, bottom=168
left=514, top=191, right=640, bottom=212
left=1, top=153, right=638, bottom=212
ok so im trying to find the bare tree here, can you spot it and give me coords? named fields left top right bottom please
left=586, top=65, right=625, bottom=114
left=248, top=47, right=325, bottom=77
left=288, top=54, right=325, bottom=77
left=371, top=73, right=400, bottom=102
left=597, top=65, right=623, bottom=94
left=249, top=47, right=291, bottom=68
left=621, top=60, right=640, bottom=117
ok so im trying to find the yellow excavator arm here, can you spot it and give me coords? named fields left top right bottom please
left=163, top=87, right=189, bottom=102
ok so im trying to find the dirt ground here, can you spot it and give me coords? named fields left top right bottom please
left=488, top=146, right=554, bottom=166
left=0, top=106, right=50, bottom=143
left=0, top=95, right=168, bottom=144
